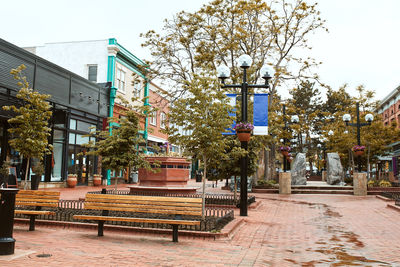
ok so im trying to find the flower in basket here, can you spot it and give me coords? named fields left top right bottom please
left=352, top=145, right=366, bottom=152
left=233, top=122, right=254, bottom=132
left=279, top=146, right=291, bottom=152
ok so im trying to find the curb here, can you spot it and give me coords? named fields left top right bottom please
left=387, top=204, right=400, bottom=212
left=376, top=195, right=393, bottom=202
left=14, top=217, right=244, bottom=241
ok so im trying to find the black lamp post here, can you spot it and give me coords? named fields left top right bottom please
left=217, top=55, right=273, bottom=216
left=343, top=102, right=374, bottom=172
left=281, top=104, right=299, bottom=172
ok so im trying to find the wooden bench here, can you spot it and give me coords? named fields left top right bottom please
left=73, top=193, right=202, bottom=242
left=15, top=190, right=60, bottom=231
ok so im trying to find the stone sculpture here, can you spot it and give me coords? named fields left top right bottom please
left=326, top=153, right=343, bottom=185
left=291, top=153, right=307, bottom=185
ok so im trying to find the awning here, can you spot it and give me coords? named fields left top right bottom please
left=147, top=135, right=167, bottom=143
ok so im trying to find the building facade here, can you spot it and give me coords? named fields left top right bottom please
left=0, top=38, right=109, bottom=187
left=26, top=38, right=170, bottom=184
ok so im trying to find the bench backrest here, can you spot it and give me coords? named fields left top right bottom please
left=16, top=190, right=60, bottom=208
left=84, top=194, right=202, bottom=217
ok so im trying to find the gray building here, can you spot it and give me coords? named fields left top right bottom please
left=0, top=38, right=109, bottom=187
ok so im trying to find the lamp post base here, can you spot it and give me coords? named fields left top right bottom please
left=0, top=238, right=16, bottom=255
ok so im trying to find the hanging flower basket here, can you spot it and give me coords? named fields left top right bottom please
left=352, top=145, right=365, bottom=156
left=234, top=122, right=254, bottom=142
left=279, top=146, right=291, bottom=156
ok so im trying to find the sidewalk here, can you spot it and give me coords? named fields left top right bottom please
left=2, top=194, right=400, bottom=266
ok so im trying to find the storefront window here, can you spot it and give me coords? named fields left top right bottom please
left=70, top=119, right=77, bottom=130
left=52, top=130, right=64, bottom=181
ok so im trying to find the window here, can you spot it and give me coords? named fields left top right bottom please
left=160, top=112, right=166, bottom=129
left=116, top=68, right=126, bottom=92
left=134, top=82, right=142, bottom=99
left=150, top=111, right=157, bottom=126
left=88, top=65, right=97, bottom=82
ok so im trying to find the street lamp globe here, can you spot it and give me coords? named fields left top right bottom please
left=260, top=65, right=274, bottom=80
left=317, top=144, right=321, bottom=148
left=365, top=113, right=374, bottom=122
left=216, top=64, right=230, bottom=79
left=237, top=54, right=253, bottom=68
left=342, top=114, right=351, bottom=122
left=291, top=115, right=299, bottom=123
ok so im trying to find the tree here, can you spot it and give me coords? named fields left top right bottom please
left=84, top=109, right=151, bottom=191
left=3, top=64, right=52, bottom=189
left=167, top=75, right=234, bottom=218
left=284, top=80, right=323, bottom=170
left=142, top=0, right=326, bottom=98
left=142, top=0, right=327, bottom=180
left=322, top=85, right=400, bottom=172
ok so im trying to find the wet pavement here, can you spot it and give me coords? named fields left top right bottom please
left=1, top=182, right=400, bottom=266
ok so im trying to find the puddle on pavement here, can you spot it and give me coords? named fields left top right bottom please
left=324, top=208, right=342, bottom=218
left=341, top=232, right=364, bottom=248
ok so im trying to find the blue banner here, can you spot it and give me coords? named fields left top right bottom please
left=222, top=94, right=236, bottom=135
left=253, top=94, right=268, bottom=135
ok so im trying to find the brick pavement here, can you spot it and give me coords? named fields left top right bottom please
left=2, top=192, right=400, bottom=266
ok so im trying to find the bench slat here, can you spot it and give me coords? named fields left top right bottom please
left=73, top=215, right=201, bottom=225
left=83, top=205, right=202, bottom=216
left=16, top=203, right=58, bottom=208
left=84, top=198, right=202, bottom=207
left=16, top=198, right=59, bottom=203
left=84, top=202, right=202, bottom=212
left=17, top=190, right=60, bottom=196
left=86, top=194, right=202, bottom=204
left=15, top=210, right=56, bottom=216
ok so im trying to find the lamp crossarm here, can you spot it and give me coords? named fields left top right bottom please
left=221, top=84, right=242, bottom=88
left=346, top=122, right=371, bottom=127
left=221, top=84, right=270, bottom=89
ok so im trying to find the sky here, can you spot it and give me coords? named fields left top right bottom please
left=1, top=0, right=400, bottom=102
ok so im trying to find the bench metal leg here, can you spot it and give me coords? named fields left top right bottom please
left=29, top=215, right=36, bottom=231
left=172, top=225, right=178, bottom=242
left=98, top=221, right=104, bottom=236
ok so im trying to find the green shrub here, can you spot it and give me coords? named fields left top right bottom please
left=257, top=179, right=277, bottom=188
left=367, top=180, right=377, bottom=188
left=378, top=180, right=391, bottom=187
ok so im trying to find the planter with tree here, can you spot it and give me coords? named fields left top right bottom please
left=31, top=161, right=44, bottom=190
left=2, top=64, right=53, bottom=190
left=83, top=101, right=152, bottom=192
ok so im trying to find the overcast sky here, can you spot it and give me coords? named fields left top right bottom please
left=1, top=0, right=399, bottom=101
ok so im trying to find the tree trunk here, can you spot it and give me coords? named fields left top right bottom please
left=24, top=157, right=30, bottom=190
left=264, top=148, right=269, bottom=179
left=201, top=154, right=207, bottom=220
left=367, top=145, right=371, bottom=180
left=234, top=176, right=237, bottom=204
left=114, top=169, right=119, bottom=192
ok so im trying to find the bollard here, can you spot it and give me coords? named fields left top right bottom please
left=0, top=188, right=19, bottom=255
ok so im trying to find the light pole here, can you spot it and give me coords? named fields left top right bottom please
left=342, top=102, right=374, bottom=172
left=217, top=55, right=273, bottom=216
left=282, top=105, right=299, bottom=172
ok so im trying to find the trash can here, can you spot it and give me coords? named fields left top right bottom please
left=0, top=188, right=19, bottom=255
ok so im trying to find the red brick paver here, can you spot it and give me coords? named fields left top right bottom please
left=1, top=193, right=400, bottom=266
